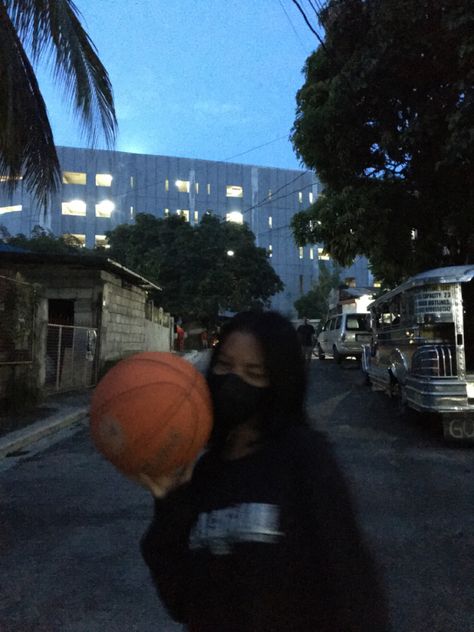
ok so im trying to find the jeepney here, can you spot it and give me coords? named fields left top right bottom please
left=361, top=265, right=474, bottom=442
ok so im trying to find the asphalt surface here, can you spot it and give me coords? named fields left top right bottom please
left=0, top=353, right=472, bottom=631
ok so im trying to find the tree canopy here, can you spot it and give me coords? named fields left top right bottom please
left=291, top=0, right=474, bottom=285
left=106, top=213, right=284, bottom=326
left=5, top=225, right=89, bottom=254
left=294, top=261, right=342, bottom=319
left=0, top=0, right=116, bottom=204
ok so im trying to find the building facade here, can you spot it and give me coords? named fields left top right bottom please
left=0, top=146, right=371, bottom=316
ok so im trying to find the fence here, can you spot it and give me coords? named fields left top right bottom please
left=0, top=274, right=36, bottom=365
left=45, top=324, right=98, bottom=392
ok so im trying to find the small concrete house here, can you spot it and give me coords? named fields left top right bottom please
left=0, top=250, right=173, bottom=409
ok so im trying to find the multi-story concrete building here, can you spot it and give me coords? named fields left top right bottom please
left=0, top=146, right=371, bottom=316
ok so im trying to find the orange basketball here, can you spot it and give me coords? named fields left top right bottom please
left=90, top=352, right=213, bottom=478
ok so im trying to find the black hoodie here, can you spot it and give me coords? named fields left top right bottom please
left=141, top=425, right=390, bottom=631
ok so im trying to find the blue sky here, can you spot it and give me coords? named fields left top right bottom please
left=36, top=0, right=319, bottom=170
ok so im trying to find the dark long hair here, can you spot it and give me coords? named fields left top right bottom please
left=207, top=310, right=308, bottom=440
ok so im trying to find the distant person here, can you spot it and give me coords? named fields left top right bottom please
left=297, top=316, right=315, bottom=364
left=176, top=325, right=185, bottom=352
left=139, top=310, right=389, bottom=631
left=201, top=330, right=209, bottom=350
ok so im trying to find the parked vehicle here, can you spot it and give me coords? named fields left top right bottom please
left=317, top=312, right=371, bottom=363
left=361, top=265, right=474, bottom=442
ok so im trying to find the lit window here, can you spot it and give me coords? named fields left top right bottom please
left=96, top=173, right=113, bottom=187
left=95, top=235, right=110, bottom=248
left=268, top=216, right=272, bottom=228
left=194, top=211, right=199, bottom=223
left=268, top=244, right=273, bottom=258
left=165, top=179, right=169, bottom=191
left=164, top=208, right=169, bottom=217
left=177, top=209, right=190, bottom=222
left=298, top=191, right=303, bottom=203
left=63, top=233, right=86, bottom=247
left=62, top=200, right=86, bottom=216
left=0, top=175, right=22, bottom=183
left=226, top=185, right=243, bottom=198
left=309, top=191, right=314, bottom=204
left=175, top=180, right=190, bottom=193
left=95, top=200, right=115, bottom=218
left=0, top=204, right=22, bottom=214
left=226, top=211, right=243, bottom=224
left=130, top=176, right=134, bottom=189
left=195, top=182, right=199, bottom=194
left=207, top=183, right=211, bottom=195
left=309, top=247, right=314, bottom=260
left=63, top=171, right=86, bottom=185
left=318, top=247, right=330, bottom=261
left=299, top=246, right=304, bottom=259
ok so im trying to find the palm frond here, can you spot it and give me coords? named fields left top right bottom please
left=0, top=2, right=60, bottom=204
left=5, top=0, right=117, bottom=146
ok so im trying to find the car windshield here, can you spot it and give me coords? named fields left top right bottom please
left=346, top=315, right=370, bottom=331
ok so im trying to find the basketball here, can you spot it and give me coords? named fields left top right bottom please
left=90, top=352, right=213, bottom=478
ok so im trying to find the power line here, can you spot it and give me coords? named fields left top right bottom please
left=222, top=135, right=289, bottom=162
left=277, top=0, right=311, bottom=54
left=291, top=0, right=327, bottom=50
left=242, top=170, right=310, bottom=216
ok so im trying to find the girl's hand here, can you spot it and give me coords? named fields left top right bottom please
left=132, top=461, right=195, bottom=499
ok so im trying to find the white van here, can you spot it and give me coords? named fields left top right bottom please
left=317, top=313, right=371, bottom=363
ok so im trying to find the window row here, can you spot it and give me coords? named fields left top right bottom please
left=62, top=234, right=110, bottom=248
left=61, top=200, right=115, bottom=217
left=4, top=172, right=316, bottom=206
left=63, top=172, right=113, bottom=187
left=298, top=246, right=330, bottom=261
left=164, top=209, right=244, bottom=224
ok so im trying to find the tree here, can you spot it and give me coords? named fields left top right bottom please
left=291, top=0, right=474, bottom=285
left=294, top=261, right=341, bottom=319
left=106, top=213, right=284, bottom=326
left=0, top=0, right=116, bottom=204
left=6, top=225, right=93, bottom=254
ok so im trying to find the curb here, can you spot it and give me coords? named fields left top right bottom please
left=0, top=351, right=204, bottom=459
left=0, top=407, right=89, bottom=458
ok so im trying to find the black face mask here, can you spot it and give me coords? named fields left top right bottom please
left=207, top=372, right=270, bottom=439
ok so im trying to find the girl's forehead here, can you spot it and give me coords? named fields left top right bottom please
left=219, top=331, right=265, bottom=365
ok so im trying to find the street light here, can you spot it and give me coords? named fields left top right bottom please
left=226, top=250, right=235, bottom=257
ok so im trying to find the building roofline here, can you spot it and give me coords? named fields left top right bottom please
left=56, top=145, right=313, bottom=175
left=0, top=250, right=162, bottom=291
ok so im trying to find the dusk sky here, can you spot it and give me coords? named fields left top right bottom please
left=35, top=1, right=320, bottom=170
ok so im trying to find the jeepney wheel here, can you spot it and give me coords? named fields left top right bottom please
left=317, top=344, right=325, bottom=360
left=333, top=345, right=342, bottom=364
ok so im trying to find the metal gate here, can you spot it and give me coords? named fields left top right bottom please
left=45, top=324, right=98, bottom=392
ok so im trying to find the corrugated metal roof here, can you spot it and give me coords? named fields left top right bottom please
left=370, top=265, right=474, bottom=306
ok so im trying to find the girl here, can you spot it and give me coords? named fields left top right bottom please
left=140, top=311, right=389, bottom=631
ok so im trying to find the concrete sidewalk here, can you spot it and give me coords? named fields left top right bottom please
left=0, top=350, right=202, bottom=460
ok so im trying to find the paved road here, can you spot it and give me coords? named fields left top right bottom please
left=0, top=355, right=472, bottom=631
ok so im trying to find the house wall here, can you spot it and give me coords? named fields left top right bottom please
left=99, top=271, right=172, bottom=363
left=0, top=260, right=173, bottom=415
